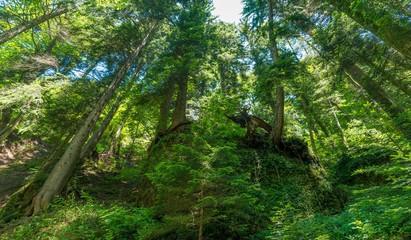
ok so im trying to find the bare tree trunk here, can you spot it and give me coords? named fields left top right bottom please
left=300, top=98, right=318, bottom=156
left=0, top=113, right=23, bottom=143
left=329, top=102, right=349, bottom=150
left=0, top=7, right=68, bottom=45
left=271, top=86, right=285, bottom=145
left=198, top=183, right=204, bottom=240
left=29, top=25, right=156, bottom=214
left=80, top=63, right=143, bottom=159
left=80, top=99, right=121, bottom=160
left=107, top=118, right=127, bottom=158
left=267, top=0, right=285, bottom=145
left=157, top=77, right=176, bottom=134
left=170, top=76, right=188, bottom=130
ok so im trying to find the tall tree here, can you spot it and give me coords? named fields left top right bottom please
left=325, top=0, right=411, bottom=60
left=30, top=23, right=157, bottom=214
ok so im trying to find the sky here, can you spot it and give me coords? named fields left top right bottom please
left=212, top=0, right=244, bottom=24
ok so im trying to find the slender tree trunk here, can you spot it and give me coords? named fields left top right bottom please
left=170, top=75, right=188, bottom=130
left=0, top=113, right=23, bottom=143
left=80, top=99, right=122, bottom=160
left=0, top=7, right=68, bottom=45
left=267, top=0, right=285, bottom=145
left=157, top=77, right=176, bottom=134
left=198, top=183, right=204, bottom=240
left=300, top=98, right=318, bottom=156
left=329, top=102, right=349, bottom=150
left=327, top=0, right=411, bottom=60
left=107, top=118, right=127, bottom=158
left=29, top=25, right=156, bottom=214
left=267, top=0, right=279, bottom=60
left=80, top=63, right=142, bottom=159
left=271, top=87, right=285, bottom=145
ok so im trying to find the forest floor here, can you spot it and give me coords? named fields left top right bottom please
left=0, top=139, right=46, bottom=208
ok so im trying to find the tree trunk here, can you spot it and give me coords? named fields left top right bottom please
left=270, top=86, right=285, bottom=145
left=300, top=98, right=318, bottom=156
left=267, top=0, right=285, bottom=146
left=0, top=126, right=77, bottom=222
left=107, top=118, right=127, bottom=158
left=268, top=0, right=279, bottom=61
left=80, top=99, right=122, bottom=160
left=170, top=75, right=188, bottom=130
left=327, top=0, right=411, bottom=60
left=157, top=77, right=176, bottom=134
left=0, top=7, right=68, bottom=45
left=80, top=63, right=142, bottom=160
left=29, top=25, right=156, bottom=214
left=329, top=102, right=349, bottom=150
left=0, top=113, right=23, bottom=143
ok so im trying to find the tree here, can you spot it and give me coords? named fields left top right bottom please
left=30, top=24, right=156, bottom=214
left=0, top=7, right=69, bottom=45
left=325, top=0, right=411, bottom=60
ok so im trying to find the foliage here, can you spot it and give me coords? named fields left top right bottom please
left=0, top=0, right=410, bottom=239
left=271, top=145, right=411, bottom=239
left=1, top=198, right=157, bottom=240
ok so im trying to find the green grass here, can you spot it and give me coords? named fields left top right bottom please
left=0, top=198, right=157, bottom=240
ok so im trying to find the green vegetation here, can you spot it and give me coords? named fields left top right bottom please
left=0, top=0, right=410, bottom=239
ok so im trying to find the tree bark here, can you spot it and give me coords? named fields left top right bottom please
left=170, top=75, right=188, bottom=130
left=0, top=7, right=68, bottom=45
left=157, top=77, right=176, bottom=134
left=271, top=86, right=285, bottom=145
left=267, top=0, right=285, bottom=146
left=29, top=24, right=156, bottom=214
left=329, top=102, right=349, bottom=150
left=80, top=99, right=122, bottom=160
left=300, top=98, right=318, bottom=156
left=80, top=63, right=142, bottom=160
left=107, top=117, right=127, bottom=158
left=327, top=0, right=411, bottom=60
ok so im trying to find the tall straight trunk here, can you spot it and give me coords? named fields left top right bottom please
left=0, top=7, right=68, bottom=45
left=30, top=25, right=156, bottom=214
left=170, top=75, right=188, bottom=130
left=327, top=0, right=411, bottom=60
left=107, top=118, right=127, bottom=158
left=300, top=98, right=318, bottom=156
left=157, top=77, right=176, bottom=134
left=80, top=99, right=122, bottom=160
left=0, top=113, right=23, bottom=143
left=329, top=102, right=349, bottom=150
left=267, top=0, right=279, bottom=60
left=268, top=0, right=284, bottom=145
left=268, top=0, right=285, bottom=145
left=80, top=63, right=142, bottom=160
left=271, top=87, right=284, bottom=145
